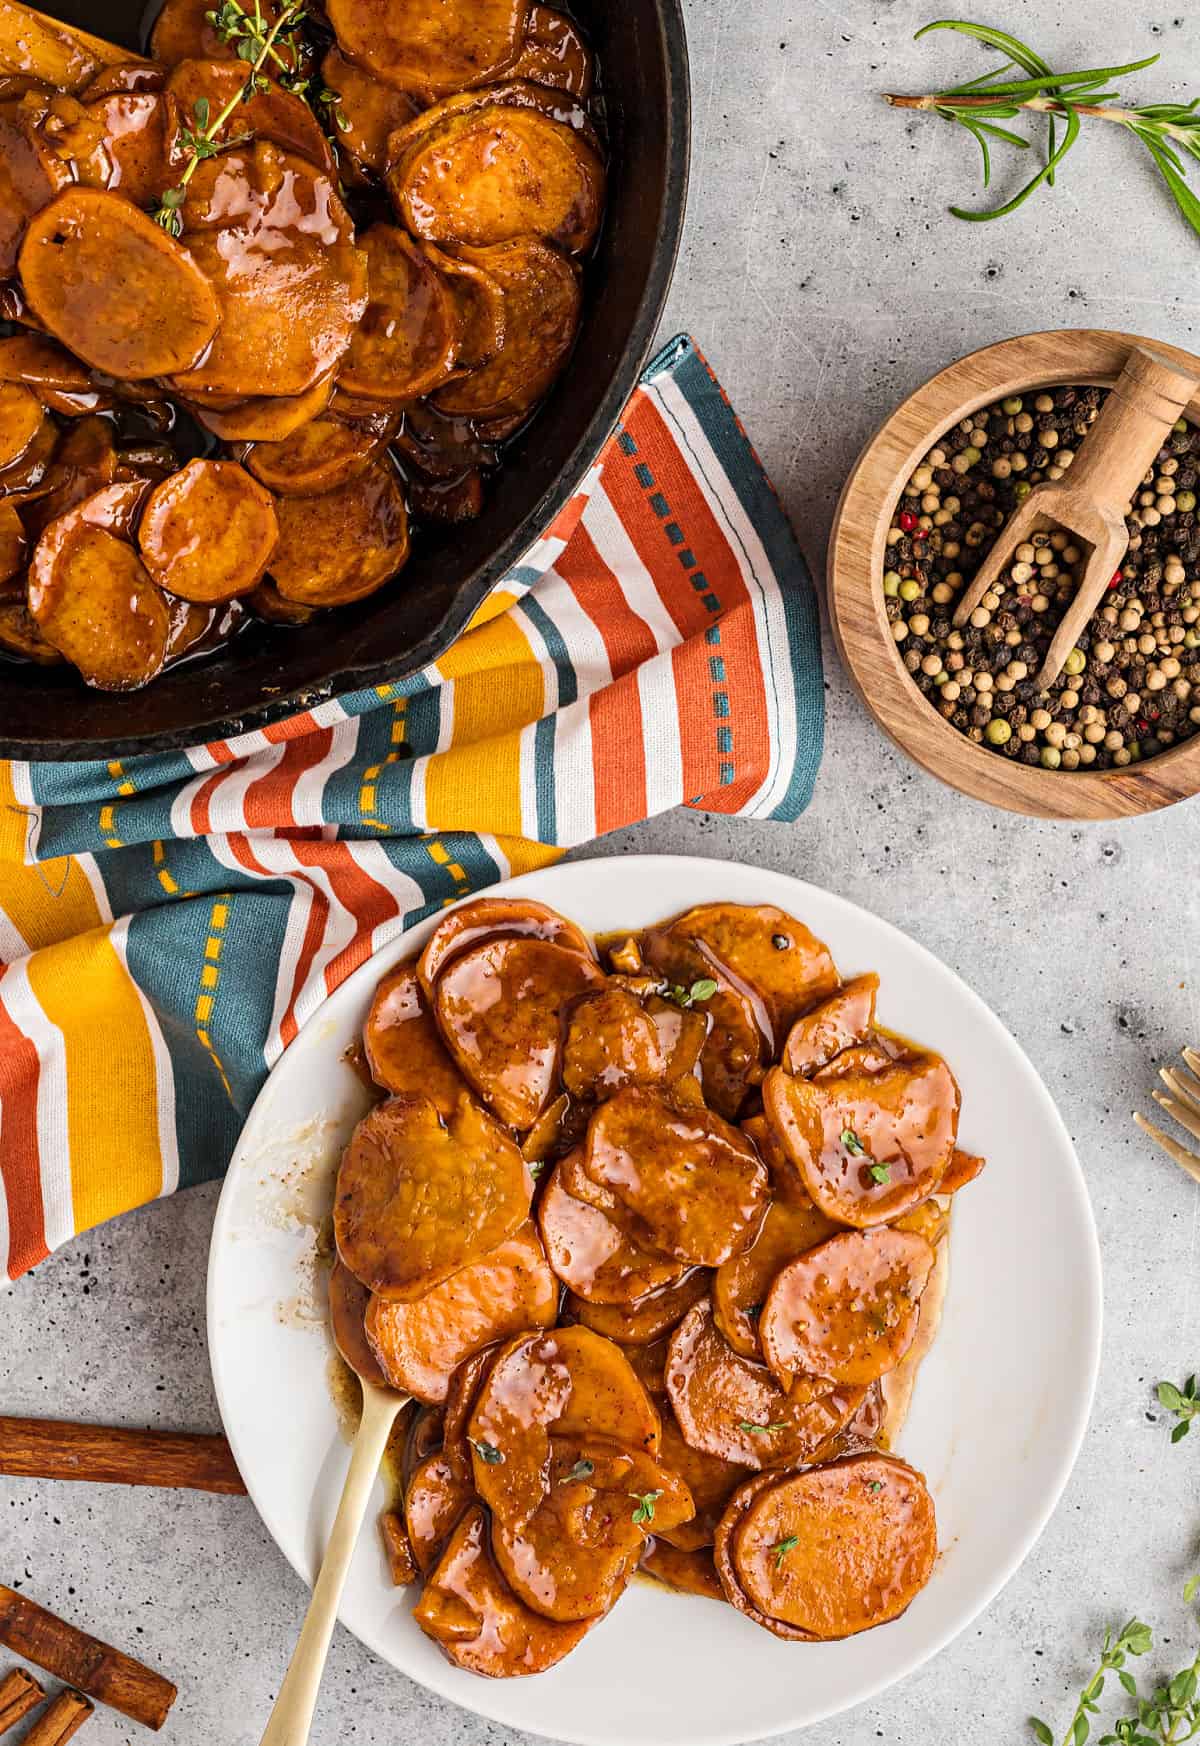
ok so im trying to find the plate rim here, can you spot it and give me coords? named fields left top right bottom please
left=206, top=853, right=1104, bottom=1746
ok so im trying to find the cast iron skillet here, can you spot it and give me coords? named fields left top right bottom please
left=0, top=0, right=690, bottom=759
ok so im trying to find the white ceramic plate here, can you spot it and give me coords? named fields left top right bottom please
left=207, top=856, right=1102, bottom=1746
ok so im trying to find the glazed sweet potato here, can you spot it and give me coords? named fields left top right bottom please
left=168, top=144, right=366, bottom=400
left=334, top=1092, right=532, bottom=1301
left=583, top=1088, right=770, bottom=1268
left=419, top=896, right=594, bottom=998
left=363, top=959, right=469, bottom=1116
left=421, top=242, right=506, bottom=372
left=190, top=373, right=336, bottom=443
left=0, top=497, right=24, bottom=580
left=759, top=1227, right=936, bottom=1390
left=329, top=1255, right=387, bottom=1388
left=715, top=1454, right=937, bottom=1641
left=712, top=1192, right=841, bottom=1360
left=269, top=460, right=410, bottom=607
left=783, top=973, right=880, bottom=1076
left=320, top=47, right=420, bottom=175
left=762, top=1047, right=961, bottom=1227
left=339, top=225, right=460, bottom=401
left=83, top=90, right=172, bottom=206
left=652, top=1408, right=750, bottom=1552
left=468, top=1326, right=661, bottom=1524
left=27, top=477, right=172, bottom=689
left=493, top=1438, right=692, bottom=1621
left=328, top=0, right=528, bottom=95
left=661, top=903, right=841, bottom=1050
left=538, top=1159, right=686, bottom=1305
left=436, top=238, right=580, bottom=423
left=561, top=986, right=669, bottom=1102
left=20, top=186, right=219, bottom=378
left=665, top=1298, right=864, bottom=1471
left=365, top=1221, right=557, bottom=1404
left=0, top=601, right=59, bottom=661
left=166, top=61, right=333, bottom=173
left=0, top=377, right=42, bottom=467
left=0, top=1, right=128, bottom=91
left=388, top=92, right=604, bottom=252
left=940, top=1146, right=986, bottom=1194
left=78, top=62, right=163, bottom=101
left=22, top=414, right=116, bottom=537
left=405, top=1450, right=471, bottom=1576
left=245, top=413, right=395, bottom=498
left=568, top=1269, right=709, bottom=1347
left=0, top=331, right=100, bottom=411
left=505, top=7, right=593, bottom=98
left=379, top=1509, right=419, bottom=1587
left=414, top=1506, right=594, bottom=1677
left=640, top=932, right=765, bottom=1120
left=434, top=936, right=604, bottom=1129
left=0, top=94, right=72, bottom=276
left=0, top=408, right=56, bottom=498
left=138, top=459, right=279, bottom=603
left=639, top=1538, right=725, bottom=1602
left=150, top=0, right=303, bottom=68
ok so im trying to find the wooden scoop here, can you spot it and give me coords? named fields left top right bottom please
left=950, top=346, right=1200, bottom=691
left=258, top=1275, right=408, bottom=1746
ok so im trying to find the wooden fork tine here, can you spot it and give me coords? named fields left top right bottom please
left=1153, top=1089, right=1200, bottom=1145
left=1159, top=1064, right=1200, bottom=1115
left=1134, top=1111, right=1200, bottom=1185
left=1183, top=1046, right=1200, bottom=1079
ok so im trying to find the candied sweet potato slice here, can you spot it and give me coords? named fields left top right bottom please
left=84, top=91, right=172, bottom=207
left=269, top=460, right=409, bottom=607
left=334, top=1092, right=532, bottom=1301
left=653, top=1409, right=750, bottom=1552
left=561, top=986, right=668, bottom=1103
left=414, top=1506, right=593, bottom=1677
left=0, top=378, right=42, bottom=468
left=583, top=1087, right=770, bottom=1268
left=640, top=1538, right=725, bottom=1602
left=150, top=0, right=303, bottom=68
left=940, top=1146, right=986, bottom=1194
left=22, top=414, right=116, bottom=538
left=538, top=1159, right=685, bottom=1306
left=505, top=7, right=593, bottom=98
left=493, top=1437, right=691, bottom=1621
left=20, top=186, right=219, bottom=379
left=0, top=332, right=97, bottom=406
left=662, top=903, right=840, bottom=1052
left=166, top=61, right=333, bottom=173
left=365, top=1221, right=557, bottom=1404
left=320, top=46, right=420, bottom=175
left=468, top=1326, right=660, bottom=1523
left=329, top=1255, right=387, bottom=1388
left=0, top=601, right=60, bottom=661
left=762, top=1048, right=961, bottom=1228
left=244, top=413, right=394, bottom=498
left=435, top=935, right=604, bottom=1130
left=380, top=1508, right=418, bottom=1586
left=713, top=1192, right=841, bottom=1360
left=641, top=932, right=764, bottom=1120
left=422, top=242, right=506, bottom=372
left=568, top=1269, right=709, bottom=1347
left=388, top=96, right=604, bottom=252
left=435, top=238, right=580, bottom=421
left=328, top=0, right=528, bottom=96
left=339, top=224, right=460, bottom=402
left=27, top=478, right=171, bottom=690
left=881, top=1218, right=951, bottom=1446
left=363, top=958, right=469, bottom=1117
left=783, top=973, right=880, bottom=1076
left=419, top=895, right=593, bottom=999
left=190, top=373, right=336, bottom=443
left=406, top=1451, right=471, bottom=1575
left=138, top=459, right=278, bottom=603
left=717, top=1454, right=937, bottom=1640
left=759, top=1227, right=936, bottom=1390
left=0, top=497, right=24, bottom=581
left=665, top=1298, right=864, bottom=1471
left=0, top=96, right=71, bottom=276
left=168, top=144, right=366, bottom=399
left=78, top=63, right=163, bottom=101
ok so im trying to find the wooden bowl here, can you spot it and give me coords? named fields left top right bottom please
left=828, top=329, right=1200, bottom=818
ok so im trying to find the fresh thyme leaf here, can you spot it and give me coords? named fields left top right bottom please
left=470, top=1439, right=504, bottom=1465
left=840, top=1128, right=866, bottom=1157
left=885, top=21, right=1200, bottom=249
left=868, top=1480, right=883, bottom=1493
left=774, top=1534, right=799, bottom=1569
left=738, top=1420, right=786, bottom=1434
left=667, top=978, right=718, bottom=1009
left=563, top=1458, right=595, bottom=1483
left=630, top=1489, right=662, bottom=1525
left=868, top=1162, right=891, bottom=1185
left=1157, top=1376, right=1200, bottom=1441
left=1030, top=1723, right=1053, bottom=1746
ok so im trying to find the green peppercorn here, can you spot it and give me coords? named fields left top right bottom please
left=1040, top=745, right=1062, bottom=769
left=984, top=719, right=1011, bottom=746
left=1001, top=397, right=1023, bottom=415
left=883, top=571, right=900, bottom=597
left=1177, top=490, right=1196, bottom=512
left=898, top=579, right=921, bottom=602
left=1063, top=648, right=1086, bottom=676
left=1013, top=480, right=1032, bottom=500
left=962, top=446, right=981, bottom=466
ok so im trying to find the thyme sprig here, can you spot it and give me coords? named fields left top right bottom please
left=1157, top=1376, right=1200, bottom=1443
left=1030, top=1610, right=1200, bottom=1746
left=884, top=20, right=1200, bottom=245
left=152, top=0, right=307, bottom=236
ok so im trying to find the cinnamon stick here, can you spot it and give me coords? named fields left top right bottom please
left=0, top=1419, right=245, bottom=1495
left=0, top=1669, right=43, bottom=1736
left=0, top=1590, right=176, bottom=1731
left=18, top=1689, right=92, bottom=1746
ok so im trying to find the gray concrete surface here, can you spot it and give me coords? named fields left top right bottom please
left=5, top=0, right=1200, bottom=1741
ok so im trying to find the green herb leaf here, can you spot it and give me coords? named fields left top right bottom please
left=470, top=1439, right=504, bottom=1465
left=563, top=1458, right=595, bottom=1483
left=868, top=1480, right=884, bottom=1493
left=630, top=1489, right=662, bottom=1525
left=667, top=978, right=719, bottom=1009
left=774, top=1534, right=799, bottom=1569
left=840, top=1128, right=866, bottom=1157
left=1185, top=1575, right=1200, bottom=1605
left=738, top=1421, right=786, bottom=1434
left=868, top=1162, right=891, bottom=1184
left=193, top=95, right=211, bottom=129
left=1030, top=1722, right=1054, bottom=1745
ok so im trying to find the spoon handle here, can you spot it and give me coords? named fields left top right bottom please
left=259, top=1384, right=404, bottom=1746
left=1062, top=345, right=1198, bottom=503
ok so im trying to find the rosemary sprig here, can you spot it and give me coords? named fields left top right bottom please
left=1157, top=1375, right=1200, bottom=1443
left=152, top=0, right=307, bottom=235
left=884, top=20, right=1200, bottom=246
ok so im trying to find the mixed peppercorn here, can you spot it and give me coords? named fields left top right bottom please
left=880, top=385, right=1200, bottom=770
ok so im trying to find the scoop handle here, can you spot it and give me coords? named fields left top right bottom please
left=1066, top=346, right=1199, bottom=506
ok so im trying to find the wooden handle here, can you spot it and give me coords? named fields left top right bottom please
left=0, top=1418, right=245, bottom=1494
left=258, top=1384, right=405, bottom=1746
left=1065, top=345, right=1200, bottom=507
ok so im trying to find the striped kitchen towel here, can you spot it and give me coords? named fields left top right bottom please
left=0, top=335, right=824, bottom=1282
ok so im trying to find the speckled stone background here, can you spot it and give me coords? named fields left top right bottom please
left=5, top=0, right=1200, bottom=1742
